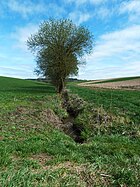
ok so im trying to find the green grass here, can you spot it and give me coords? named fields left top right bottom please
left=0, top=76, right=55, bottom=93
left=0, top=76, right=140, bottom=186
left=0, top=76, right=55, bottom=112
left=68, top=84, right=140, bottom=124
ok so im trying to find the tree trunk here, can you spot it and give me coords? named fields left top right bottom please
left=58, top=77, right=64, bottom=94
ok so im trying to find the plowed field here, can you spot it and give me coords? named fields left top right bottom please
left=79, top=78, right=140, bottom=90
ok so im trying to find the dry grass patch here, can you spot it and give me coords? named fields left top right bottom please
left=30, top=161, right=112, bottom=187
left=29, top=153, right=53, bottom=167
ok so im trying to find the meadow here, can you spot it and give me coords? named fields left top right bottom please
left=0, top=76, right=140, bottom=186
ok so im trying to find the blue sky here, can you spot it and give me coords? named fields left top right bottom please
left=0, top=0, right=140, bottom=80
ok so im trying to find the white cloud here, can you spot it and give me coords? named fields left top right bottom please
left=89, top=0, right=107, bottom=5
left=0, top=64, right=36, bottom=79
left=0, top=65, right=29, bottom=72
left=7, top=0, right=47, bottom=18
left=94, top=6, right=113, bottom=20
left=66, top=0, right=107, bottom=6
left=0, top=54, right=7, bottom=60
left=119, top=0, right=140, bottom=22
left=79, top=24, right=140, bottom=79
left=11, top=24, right=39, bottom=51
left=69, top=11, right=91, bottom=24
left=79, top=61, right=140, bottom=80
left=66, top=0, right=86, bottom=5
left=6, top=0, right=66, bottom=18
left=0, top=47, right=36, bottom=78
left=0, top=24, right=39, bottom=78
left=93, top=24, right=140, bottom=59
left=120, top=0, right=140, bottom=13
left=67, top=0, right=116, bottom=23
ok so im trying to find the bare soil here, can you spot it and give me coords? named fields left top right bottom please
left=78, top=78, right=140, bottom=90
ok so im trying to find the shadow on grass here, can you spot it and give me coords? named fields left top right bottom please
left=21, top=86, right=55, bottom=94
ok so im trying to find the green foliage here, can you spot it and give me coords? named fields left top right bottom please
left=27, top=19, right=93, bottom=93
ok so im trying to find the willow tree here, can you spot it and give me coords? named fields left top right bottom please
left=27, top=19, right=93, bottom=93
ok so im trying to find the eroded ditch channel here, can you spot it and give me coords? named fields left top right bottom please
left=60, top=90, right=86, bottom=143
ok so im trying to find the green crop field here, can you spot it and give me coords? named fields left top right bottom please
left=68, top=84, right=140, bottom=124
left=0, top=76, right=140, bottom=186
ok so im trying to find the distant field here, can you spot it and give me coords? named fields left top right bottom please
left=78, top=76, right=140, bottom=90
left=0, top=76, right=140, bottom=186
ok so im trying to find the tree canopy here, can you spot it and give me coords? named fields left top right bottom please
left=27, top=19, right=94, bottom=93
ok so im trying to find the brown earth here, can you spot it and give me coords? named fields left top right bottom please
left=78, top=78, right=140, bottom=90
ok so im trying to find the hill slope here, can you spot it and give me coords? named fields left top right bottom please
left=0, top=76, right=55, bottom=94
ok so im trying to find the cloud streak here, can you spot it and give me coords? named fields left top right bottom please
left=66, top=0, right=108, bottom=6
left=7, top=0, right=46, bottom=18
left=69, top=11, right=91, bottom=24
left=11, top=24, right=39, bottom=51
left=0, top=65, right=35, bottom=78
left=92, top=24, right=140, bottom=59
left=6, top=0, right=65, bottom=18
left=119, top=0, right=140, bottom=22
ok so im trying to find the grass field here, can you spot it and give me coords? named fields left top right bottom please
left=68, top=84, right=140, bottom=124
left=0, top=76, right=140, bottom=186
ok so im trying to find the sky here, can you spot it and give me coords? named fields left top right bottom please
left=0, top=0, right=140, bottom=80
